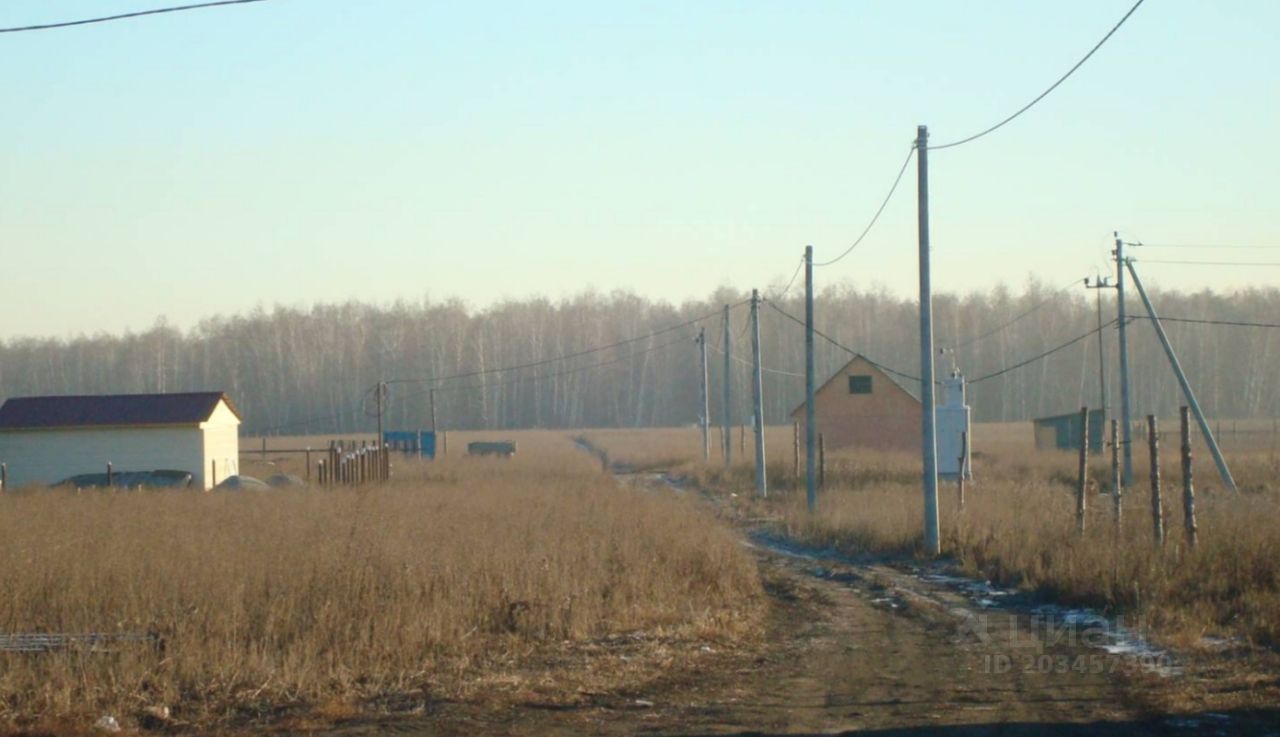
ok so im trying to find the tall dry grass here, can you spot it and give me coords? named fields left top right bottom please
left=0, top=432, right=760, bottom=729
left=779, top=444, right=1280, bottom=649
left=585, top=425, right=1280, bottom=650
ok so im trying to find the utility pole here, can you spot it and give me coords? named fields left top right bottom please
left=917, top=125, right=941, bottom=556
left=750, top=289, right=768, bottom=496
left=1115, top=233, right=1134, bottom=487
left=697, top=327, right=710, bottom=461
left=722, top=304, right=732, bottom=467
left=375, top=381, right=387, bottom=480
left=429, top=389, right=438, bottom=433
left=1084, top=275, right=1113, bottom=430
left=1125, top=260, right=1238, bottom=492
left=804, top=246, right=817, bottom=514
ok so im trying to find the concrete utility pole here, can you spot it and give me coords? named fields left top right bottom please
left=1125, top=260, right=1238, bottom=492
left=916, top=125, right=941, bottom=556
left=750, top=289, right=768, bottom=496
left=804, top=246, right=817, bottom=514
left=722, top=304, right=733, bottom=467
left=697, top=327, right=710, bottom=461
left=1085, top=275, right=1114, bottom=430
left=1115, top=233, right=1134, bottom=487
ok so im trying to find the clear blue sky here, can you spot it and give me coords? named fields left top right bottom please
left=1, top=0, right=1276, bottom=338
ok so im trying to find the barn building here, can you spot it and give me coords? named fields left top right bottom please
left=0, top=392, right=240, bottom=490
left=790, top=356, right=922, bottom=454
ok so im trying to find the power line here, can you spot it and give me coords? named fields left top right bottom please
left=706, top=340, right=805, bottom=379
left=1136, top=315, right=1280, bottom=330
left=763, top=299, right=922, bottom=384
left=1132, top=243, right=1280, bottom=250
left=768, top=256, right=806, bottom=301
left=0, top=0, right=269, bottom=33
left=1136, top=259, right=1280, bottom=267
left=929, top=0, right=1147, bottom=150
left=385, top=301, right=746, bottom=387
left=944, top=276, right=1086, bottom=350
left=812, top=147, right=915, bottom=267
left=969, top=319, right=1120, bottom=385
left=258, top=332, right=696, bottom=434
left=398, top=333, right=691, bottom=401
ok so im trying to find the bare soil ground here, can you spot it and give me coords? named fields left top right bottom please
left=300, top=469, right=1280, bottom=737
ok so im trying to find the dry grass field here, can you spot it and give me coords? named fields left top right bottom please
left=585, top=421, right=1280, bottom=651
left=0, top=431, right=761, bottom=732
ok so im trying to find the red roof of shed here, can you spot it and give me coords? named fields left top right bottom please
left=0, top=392, right=239, bottom=430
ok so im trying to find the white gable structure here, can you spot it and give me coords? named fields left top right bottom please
left=0, top=392, right=240, bottom=491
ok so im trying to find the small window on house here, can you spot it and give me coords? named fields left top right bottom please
left=848, top=375, right=873, bottom=394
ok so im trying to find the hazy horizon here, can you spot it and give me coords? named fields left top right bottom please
left=2, top=1, right=1277, bottom=338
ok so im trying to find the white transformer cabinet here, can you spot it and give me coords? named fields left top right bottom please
left=937, top=371, right=972, bottom=480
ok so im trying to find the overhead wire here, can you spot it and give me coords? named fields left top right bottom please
left=968, top=318, right=1122, bottom=385
left=385, top=301, right=746, bottom=387
left=1133, top=315, right=1280, bottom=330
left=1130, top=243, right=1280, bottom=250
left=768, top=256, right=806, bottom=301
left=0, top=0, right=269, bottom=33
left=812, top=146, right=916, bottom=267
left=705, top=340, right=806, bottom=379
left=928, top=0, right=1147, bottom=150
left=763, top=299, right=922, bottom=384
left=1134, top=259, right=1280, bottom=267
left=396, top=333, right=692, bottom=402
left=944, top=276, right=1087, bottom=350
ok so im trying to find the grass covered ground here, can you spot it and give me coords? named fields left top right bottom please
left=0, top=431, right=761, bottom=732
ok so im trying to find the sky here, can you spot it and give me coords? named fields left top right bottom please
left=1, top=0, right=1277, bottom=339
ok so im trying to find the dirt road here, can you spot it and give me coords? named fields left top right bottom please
left=314, top=473, right=1279, bottom=736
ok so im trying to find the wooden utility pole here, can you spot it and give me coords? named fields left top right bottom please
left=793, top=421, right=800, bottom=483
left=1111, top=419, right=1123, bottom=533
left=375, top=382, right=388, bottom=481
left=750, top=290, right=768, bottom=496
left=1181, top=407, right=1199, bottom=549
left=804, top=245, right=817, bottom=514
left=818, top=434, right=826, bottom=490
left=1076, top=409, right=1089, bottom=535
left=697, top=327, right=710, bottom=462
left=722, top=304, right=733, bottom=467
left=958, top=431, right=968, bottom=511
left=1148, top=415, right=1165, bottom=545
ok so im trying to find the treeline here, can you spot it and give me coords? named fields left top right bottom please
left=1, top=281, right=1277, bottom=434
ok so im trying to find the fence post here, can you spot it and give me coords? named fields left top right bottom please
left=958, top=430, right=968, bottom=512
left=793, top=421, right=800, bottom=483
left=211, top=459, right=217, bottom=488
left=107, top=462, right=114, bottom=488
left=261, top=436, right=267, bottom=461
left=1181, top=407, right=1199, bottom=549
left=1076, top=408, right=1088, bottom=536
left=818, top=434, right=826, bottom=490
left=305, top=448, right=311, bottom=483
left=1148, top=415, right=1165, bottom=545
left=1, top=462, right=6, bottom=492
left=1111, top=419, right=1122, bottom=534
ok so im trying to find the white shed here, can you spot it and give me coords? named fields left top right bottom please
left=0, top=392, right=240, bottom=491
